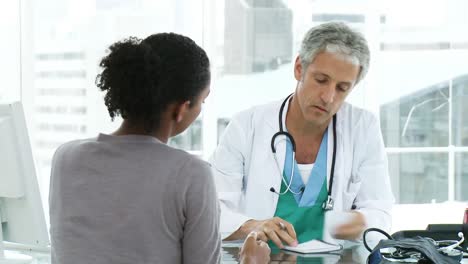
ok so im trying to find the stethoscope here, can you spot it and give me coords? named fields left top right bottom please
left=269, top=93, right=337, bottom=211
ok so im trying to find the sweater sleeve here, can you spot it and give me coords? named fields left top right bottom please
left=181, top=158, right=221, bottom=264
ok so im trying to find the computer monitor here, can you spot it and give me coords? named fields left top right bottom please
left=0, top=102, right=49, bottom=257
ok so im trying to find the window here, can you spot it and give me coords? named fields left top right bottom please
left=209, top=0, right=468, bottom=232
left=15, top=0, right=468, bottom=234
left=0, top=1, right=21, bottom=102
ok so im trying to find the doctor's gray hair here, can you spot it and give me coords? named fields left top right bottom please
left=299, top=21, right=370, bottom=83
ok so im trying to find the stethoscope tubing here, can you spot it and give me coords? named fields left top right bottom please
left=270, top=93, right=337, bottom=204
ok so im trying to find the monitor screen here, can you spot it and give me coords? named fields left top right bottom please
left=0, top=102, right=49, bottom=249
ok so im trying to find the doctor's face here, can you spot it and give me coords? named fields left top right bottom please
left=293, top=51, right=361, bottom=127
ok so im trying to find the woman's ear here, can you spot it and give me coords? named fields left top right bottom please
left=174, top=100, right=191, bottom=123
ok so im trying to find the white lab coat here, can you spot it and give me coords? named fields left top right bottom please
left=210, top=99, right=395, bottom=238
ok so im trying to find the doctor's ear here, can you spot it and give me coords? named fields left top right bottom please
left=294, top=56, right=303, bottom=82
left=173, top=100, right=191, bottom=123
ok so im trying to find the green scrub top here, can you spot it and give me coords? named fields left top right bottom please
left=269, top=130, right=329, bottom=248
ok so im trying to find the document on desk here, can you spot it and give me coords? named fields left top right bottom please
left=283, top=211, right=354, bottom=254
left=283, top=239, right=342, bottom=254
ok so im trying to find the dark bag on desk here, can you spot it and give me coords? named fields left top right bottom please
left=392, top=224, right=468, bottom=249
left=367, top=236, right=459, bottom=264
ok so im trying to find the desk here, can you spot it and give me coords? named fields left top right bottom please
left=222, top=242, right=468, bottom=263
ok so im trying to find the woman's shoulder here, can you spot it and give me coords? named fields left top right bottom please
left=53, top=137, right=98, bottom=159
left=178, top=153, right=212, bottom=178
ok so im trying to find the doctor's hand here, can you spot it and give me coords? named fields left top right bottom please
left=239, top=231, right=271, bottom=264
left=241, top=217, right=298, bottom=249
left=333, top=211, right=366, bottom=240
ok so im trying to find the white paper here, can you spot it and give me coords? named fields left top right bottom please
left=283, top=211, right=356, bottom=254
left=283, top=239, right=342, bottom=254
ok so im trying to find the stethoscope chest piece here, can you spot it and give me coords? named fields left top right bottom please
left=322, top=195, right=334, bottom=211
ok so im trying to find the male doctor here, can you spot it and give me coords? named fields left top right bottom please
left=210, top=22, right=394, bottom=249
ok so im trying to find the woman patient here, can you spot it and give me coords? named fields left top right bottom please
left=49, top=33, right=269, bottom=264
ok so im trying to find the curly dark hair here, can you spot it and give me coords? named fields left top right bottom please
left=95, top=33, right=210, bottom=131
